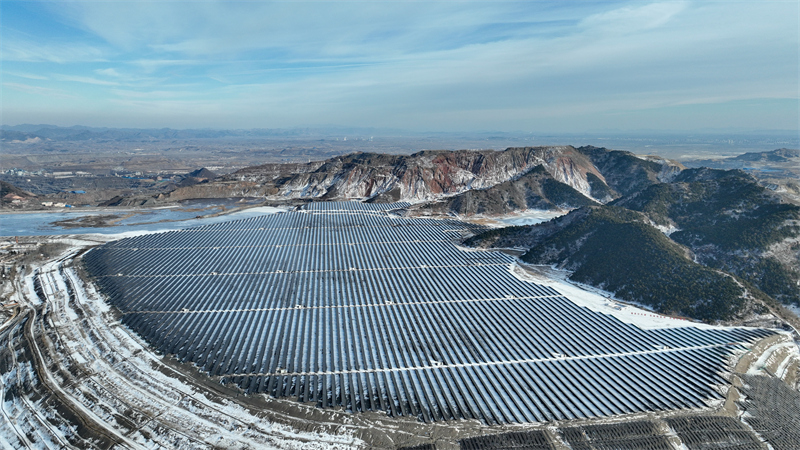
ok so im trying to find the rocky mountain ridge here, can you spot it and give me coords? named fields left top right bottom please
left=411, top=165, right=599, bottom=216
left=223, top=146, right=684, bottom=210
left=230, top=147, right=604, bottom=201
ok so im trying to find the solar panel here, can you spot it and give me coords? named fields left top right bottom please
left=83, top=202, right=774, bottom=424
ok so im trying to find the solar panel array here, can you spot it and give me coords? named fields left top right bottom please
left=83, top=202, right=774, bottom=424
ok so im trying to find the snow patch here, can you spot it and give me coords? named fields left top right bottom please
left=509, top=262, right=719, bottom=330
left=746, top=340, right=799, bottom=375
left=496, top=209, right=567, bottom=227
left=653, top=223, right=680, bottom=236
left=785, top=303, right=800, bottom=320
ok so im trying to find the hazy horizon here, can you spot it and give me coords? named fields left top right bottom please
left=3, top=122, right=799, bottom=137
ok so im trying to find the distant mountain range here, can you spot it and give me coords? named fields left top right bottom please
left=0, top=124, right=409, bottom=142
left=684, top=148, right=800, bottom=175
left=732, top=148, right=799, bottom=162
left=228, top=146, right=682, bottom=207
left=4, top=124, right=798, bottom=148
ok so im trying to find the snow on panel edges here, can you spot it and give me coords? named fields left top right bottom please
left=303, top=201, right=411, bottom=211
left=83, top=202, right=774, bottom=424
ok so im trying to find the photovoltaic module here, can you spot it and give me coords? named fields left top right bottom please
left=83, top=202, right=774, bottom=424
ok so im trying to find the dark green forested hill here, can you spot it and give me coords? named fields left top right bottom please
left=465, top=166, right=800, bottom=323
left=467, top=206, right=749, bottom=321
left=614, top=168, right=800, bottom=305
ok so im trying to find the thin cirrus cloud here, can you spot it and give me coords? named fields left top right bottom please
left=0, top=1, right=797, bottom=131
left=4, top=71, right=50, bottom=81
left=95, top=68, right=121, bottom=78
left=3, top=82, right=75, bottom=99
left=1, top=39, right=106, bottom=64
left=579, top=1, right=688, bottom=32
left=55, top=74, right=120, bottom=86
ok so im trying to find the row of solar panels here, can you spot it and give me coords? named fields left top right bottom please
left=119, top=295, right=770, bottom=376
left=83, top=202, right=774, bottom=424
left=89, top=265, right=560, bottom=312
left=99, top=206, right=455, bottom=250
left=86, top=236, right=501, bottom=277
left=212, top=347, right=736, bottom=424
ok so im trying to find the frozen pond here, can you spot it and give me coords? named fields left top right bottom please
left=0, top=199, right=288, bottom=236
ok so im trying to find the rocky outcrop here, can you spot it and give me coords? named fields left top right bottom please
left=576, top=146, right=683, bottom=196
left=0, top=181, right=36, bottom=199
left=416, top=165, right=599, bottom=216
left=228, top=147, right=612, bottom=203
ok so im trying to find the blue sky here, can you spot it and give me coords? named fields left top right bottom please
left=1, top=1, right=798, bottom=132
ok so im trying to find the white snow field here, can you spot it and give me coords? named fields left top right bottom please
left=83, top=202, right=776, bottom=425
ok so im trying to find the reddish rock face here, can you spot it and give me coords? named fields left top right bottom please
left=226, top=146, right=669, bottom=205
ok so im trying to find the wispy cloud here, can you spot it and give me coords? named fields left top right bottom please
left=3, top=71, right=50, bottom=81
left=95, top=68, right=121, bottom=77
left=3, top=82, right=75, bottom=99
left=580, top=2, right=688, bottom=33
left=109, top=87, right=206, bottom=100
left=1, top=1, right=797, bottom=131
left=54, top=74, right=120, bottom=86
left=1, top=29, right=105, bottom=63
